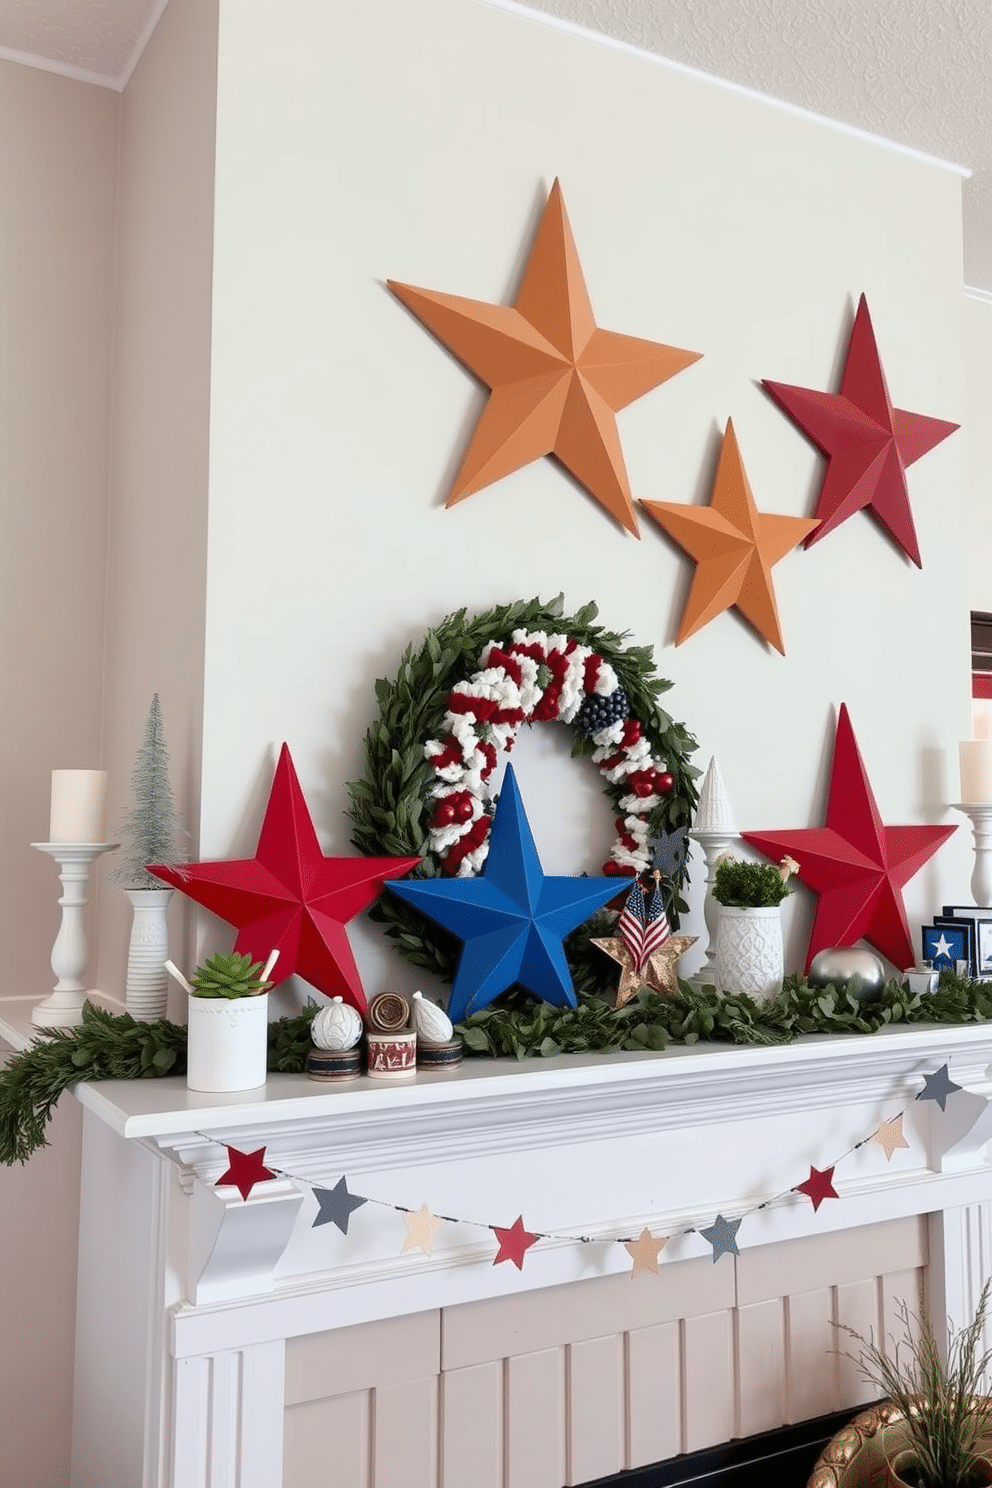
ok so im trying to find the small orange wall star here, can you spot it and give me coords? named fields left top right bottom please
left=389, top=180, right=701, bottom=535
left=641, top=419, right=819, bottom=653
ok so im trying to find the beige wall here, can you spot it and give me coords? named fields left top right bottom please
left=95, top=0, right=217, bottom=1004
left=966, top=291, right=992, bottom=614
left=0, top=58, right=119, bottom=1488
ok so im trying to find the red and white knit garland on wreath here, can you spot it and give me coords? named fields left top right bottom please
left=424, top=629, right=674, bottom=878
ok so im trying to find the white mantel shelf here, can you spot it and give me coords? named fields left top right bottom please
left=6, top=993, right=992, bottom=1487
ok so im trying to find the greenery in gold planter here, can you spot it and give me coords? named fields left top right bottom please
left=838, top=1280, right=992, bottom=1488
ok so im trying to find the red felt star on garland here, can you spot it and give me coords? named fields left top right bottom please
left=492, top=1215, right=541, bottom=1270
left=150, top=744, right=420, bottom=1015
left=762, top=294, right=958, bottom=567
left=742, top=705, right=955, bottom=973
left=215, top=1145, right=277, bottom=1202
left=795, top=1165, right=838, bottom=1213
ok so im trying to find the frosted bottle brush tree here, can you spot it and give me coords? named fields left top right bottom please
left=116, top=695, right=185, bottom=1022
left=115, top=694, right=185, bottom=888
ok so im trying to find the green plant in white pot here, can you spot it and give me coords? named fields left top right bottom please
left=182, top=950, right=277, bottom=1094
left=115, top=696, right=185, bottom=1022
left=712, top=852, right=798, bottom=1002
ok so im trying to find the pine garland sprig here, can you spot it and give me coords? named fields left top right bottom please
left=0, top=1002, right=319, bottom=1166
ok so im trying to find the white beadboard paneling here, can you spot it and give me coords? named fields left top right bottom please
left=785, top=1286, right=837, bottom=1422
left=566, top=1334, right=625, bottom=1484
left=285, top=1311, right=441, bottom=1404
left=374, top=1377, right=438, bottom=1488
left=507, top=1348, right=566, bottom=1488
left=737, top=1299, right=786, bottom=1437
left=627, top=1321, right=682, bottom=1466
left=441, top=1362, right=503, bottom=1488
left=683, top=1309, right=736, bottom=1453
left=284, top=1392, right=370, bottom=1488
left=835, top=1279, right=883, bottom=1409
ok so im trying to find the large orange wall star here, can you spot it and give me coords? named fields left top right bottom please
left=640, top=419, right=819, bottom=653
left=388, top=179, right=701, bottom=535
left=762, top=293, right=959, bottom=567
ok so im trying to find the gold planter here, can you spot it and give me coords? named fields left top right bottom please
left=808, top=1402, right=992, bottom=1488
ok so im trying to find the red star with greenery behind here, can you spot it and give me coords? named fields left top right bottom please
left=762, top=293, right=958, bottom=567
left=389, top=178, right=701, bottom=535
left=150, top=744, right=420, bottom=1015
left=742, top=705, right=955, bottom=972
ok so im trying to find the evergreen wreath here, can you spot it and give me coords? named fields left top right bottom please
left=347, top=596, right=699, bottom=997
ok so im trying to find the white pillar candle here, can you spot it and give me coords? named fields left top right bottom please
left=49, top=769, right=107, bottom=843
left=959, top=741, right=992, bottom=804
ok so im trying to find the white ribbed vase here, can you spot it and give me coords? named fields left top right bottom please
left=124, top=888, right=172, bottom=1021
left=714, top=905, right=784, bottom=1002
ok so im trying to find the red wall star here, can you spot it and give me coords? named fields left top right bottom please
left=762, top=293, right=958, bottom=566
left=492, top=1215, right=541, bottom=1270
left=215, top=1145, right=277, bottom=1202
left=150, top=744, right=420, bottom=1014
left=795, top=1165, right=838, bottom=1213
left=389, top=179, right=700, bottom=536
left=742, top=705, right=955, bottom=972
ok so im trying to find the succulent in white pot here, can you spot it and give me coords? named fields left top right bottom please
left=179, top=950, right=277, bottom=1094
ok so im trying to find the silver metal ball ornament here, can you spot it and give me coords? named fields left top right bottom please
left=808, top=947, right=886, bottom=1002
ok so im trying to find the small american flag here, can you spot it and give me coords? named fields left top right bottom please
left=619, top=875, right=670, bottom=971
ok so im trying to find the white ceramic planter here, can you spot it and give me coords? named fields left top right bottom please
left=124, top=887, right=172, bottom=1021
left=714, top=904, right=784, bottom=1002
left=186, top=992, right=269, bottom=1093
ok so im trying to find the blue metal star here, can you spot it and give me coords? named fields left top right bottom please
left=915, top=1063, right=962, bottom=1113
left=700, top=1213, right=742, bottom=1263
left=387, top=765, right=622, bottom=1021
left=312, top=1177, right=367, bottom=1234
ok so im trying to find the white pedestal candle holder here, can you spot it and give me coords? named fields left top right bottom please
left=31, top=841, right=117, bottom=1028
left=688, top=827, right=739, bottom=987
left=953, top=804, right=992, bottom=908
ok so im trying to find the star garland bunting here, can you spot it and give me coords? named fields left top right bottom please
left=197, top=1061, right=962, bottom=1268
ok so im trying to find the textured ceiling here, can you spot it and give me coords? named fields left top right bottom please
left=515, top=0, right=992, bottom=291
left=0, top=0, right=990, bottom=287
left=0, top=0, right=161, bottom=87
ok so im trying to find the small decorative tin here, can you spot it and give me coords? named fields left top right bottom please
left=307, top=1046, right=363, bottom=1081
left=416, top=1038, right=463, bottom=1071
left=368, top=991, right=410, bottom=1032
left=366, top=1029, right=417, bottom=1079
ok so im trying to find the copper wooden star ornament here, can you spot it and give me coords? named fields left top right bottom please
left=389, top=180, right=701, bottom=535
left=592, top=932, right=697, bottom=1006
left=870, top=1115, right=910, bottom=1161
left=625, top=1228, right=668, bottom=1277
left=762, top=293, right=959, bottom=567
left=640, top=419, right=819, bottom=653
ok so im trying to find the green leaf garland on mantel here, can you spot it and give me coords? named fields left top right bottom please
left=3, top=975, right=992, bottom=1165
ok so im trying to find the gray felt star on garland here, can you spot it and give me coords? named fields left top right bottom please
left=312, top=1176, right=367, bottom=1233
left=700, top=1213, right=742, bottom=1262
left=915, top=1063, right=962, bottom=1112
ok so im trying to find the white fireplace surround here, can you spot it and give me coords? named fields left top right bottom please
left=4, top=998, right=992, bottom=1487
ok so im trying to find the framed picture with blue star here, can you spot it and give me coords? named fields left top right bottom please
left=922, top=921, right=970, bottom=972
left=942, top=905, right=992, bottom=978
left=931, top=915, right=977, bottom=975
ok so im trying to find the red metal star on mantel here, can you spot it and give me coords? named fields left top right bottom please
left=742, top=704, right=955, bottom=973
left=762, top=293, right=958, bottom=567
left=150, top=744, right=420, bottom=1015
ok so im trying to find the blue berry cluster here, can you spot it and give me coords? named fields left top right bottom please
left=573, top=685, right=629, bottom=735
